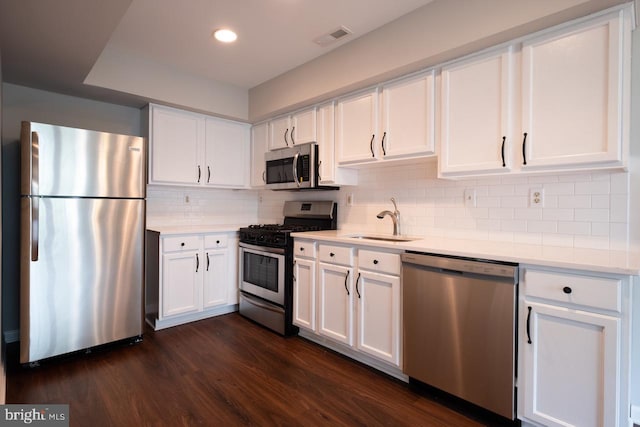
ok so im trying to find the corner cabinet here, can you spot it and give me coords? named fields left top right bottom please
left=147, top=104, right=250, bottom=188
left=145, top=229, right=239, bottom=330
left=250, top=121, right=268, bottom=188
left=518, top=267, right=630, bottom=427
left=293, top=238, right=403, bottom=378
left=439, top=8, right=631, bottom=178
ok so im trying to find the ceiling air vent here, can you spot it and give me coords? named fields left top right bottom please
left=313, top=26, right=353, bottom=47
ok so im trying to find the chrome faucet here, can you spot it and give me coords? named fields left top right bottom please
left=377, top=197, right=401, bottom=236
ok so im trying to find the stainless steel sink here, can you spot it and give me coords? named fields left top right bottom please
left=347, top=235, right=417, bottom=242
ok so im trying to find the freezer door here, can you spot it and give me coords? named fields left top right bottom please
left=21, top=121, right=145, bottom=198
left=20, top=197, right=145, bottom=363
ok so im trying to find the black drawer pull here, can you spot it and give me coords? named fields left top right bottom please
left=563, top=286, right=572, bottom=294
left=373, top=260, right=378, bottom=265
left=330, top=252, right=335, bottom=257
left=181, top=242, right=185, bottom=247
left=300, top=247, right=304, bottom=251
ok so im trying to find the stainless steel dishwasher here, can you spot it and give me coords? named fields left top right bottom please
left=401, top=252, right=518, bottom=420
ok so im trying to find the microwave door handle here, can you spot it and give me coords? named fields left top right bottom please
left=292, top=152, right=301, bottom=188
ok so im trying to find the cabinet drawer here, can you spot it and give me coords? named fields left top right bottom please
left=294, top=240, right=316, bottom=258
left=163, top=235, right=201, bottom=252
left=358, top=250, right=400, bottom=276
left=524, top=269, right=621, bottom=312
left=318, top=244, right=354, bottom=266
left=204, top=234, right=228, bottom=249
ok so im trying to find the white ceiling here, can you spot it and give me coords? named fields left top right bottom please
left=0, top=0, right=433, bottom=105
left=104, top=0, right=434, bottom=89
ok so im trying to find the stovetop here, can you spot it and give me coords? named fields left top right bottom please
left=239, top=224, right=323, bottom=248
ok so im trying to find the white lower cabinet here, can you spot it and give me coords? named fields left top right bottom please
left=294, top=239, right=402, bottom=374
left=519, top=267, right=628, bottom=427
left=146, top=230, right=239, bottom=330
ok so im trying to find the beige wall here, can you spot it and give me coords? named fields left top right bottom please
left=249, top=0, right=626, bottom=122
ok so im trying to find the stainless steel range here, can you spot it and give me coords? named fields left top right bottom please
left=238, top=201, right=337, bottom=335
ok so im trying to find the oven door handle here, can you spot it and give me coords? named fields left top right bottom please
left=239, top=242, right=286, bottom=255
left=241, top=292, right=285, bottom=314
left=292, top=152, right=301, bottom=188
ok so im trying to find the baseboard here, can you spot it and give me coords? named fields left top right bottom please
left=3, top=330, right=19, bottom=344
left=631, top=404, right=640, bottom=425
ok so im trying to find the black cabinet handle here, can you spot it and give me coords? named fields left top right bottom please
left=206, top=253, right=210, bottom=271
left=373, top=260, right=378, bottom=265
left=300, top=247, right=304, bottom=252
left=501, top=136, right=506, bottom=167
left=291, top=126, right=296, bottom=145
left=197, top=165, right=201, bottom=183
left=381, top=132, right=387, bottom=156
left=317, top=160, right=322, bottom=182
left=526, top=306, right=532, bottom=344
left=522, top=132, right=528, bottom=165
left=563, top=286, right=572, bottom=294
left=284, top=128, right=289, bottom=146
left=344, top=270, right=350, bottom=295
left=355, top=273, right=361, bottom=299
left=330, top=252, right=335, bottom=257
left=207, top=166, right=211, bottom=183
left=196, top=253, right=200, bottom=272
left=216, top=240, right=220, bottom=244
left=293, top=260, right=296, bottom=282
left=369, top=134, right=375, bottom=157
left=262, top=170, right=266, bottom=184
left=181, top=242, right=185, bottom=247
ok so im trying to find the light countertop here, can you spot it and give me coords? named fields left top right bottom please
left=147, top=224, right=243, bottom=235
left=291, top=230, right=640, bottom=276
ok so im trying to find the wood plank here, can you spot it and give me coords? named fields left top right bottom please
left=7, top=313, right=487, bottom=426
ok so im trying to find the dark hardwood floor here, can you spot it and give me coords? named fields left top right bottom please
left=7, top=313, right=490, bottom=426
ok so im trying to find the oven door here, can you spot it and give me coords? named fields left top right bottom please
left=238, top=242, right=286, bottom=306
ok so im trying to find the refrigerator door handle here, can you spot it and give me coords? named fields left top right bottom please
left=31, top=131, right=40, bottom=194
left=31, top=197, right=39, bottom=262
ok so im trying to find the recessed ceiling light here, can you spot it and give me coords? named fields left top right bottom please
left=213, top=29, right=237, bottom=43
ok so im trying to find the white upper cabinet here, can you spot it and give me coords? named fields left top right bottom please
left=380, top=71, right=436, bottom=159
left=336, top=88, right=380, bottom=164
left=268, top=115, right=290, bottom=150
left=268, top=107, right=317, bottom=150
left=150, top=105, right=205, bottom=185
left=317, top=102, right=358, bottom=186
left=291, top=108, right=317, bottom=145
left=148, top=104, right=250, bottom=188
left=521, top=10, right=628, bottom=170
left=439, top=48, right=514, bottom=177
left=205, top=118, right=250, bottom=188
left=439, top=7, right=631, bottom=178
left=250, top=122, right=268, bottom=188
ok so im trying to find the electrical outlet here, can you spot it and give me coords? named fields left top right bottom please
left=259, top=196, right=263, bottom=203
left=463, top=189, right=476, bottom=207
left=346, top=193, right=354, bottom=206
left=185, top=195, right=190, bottom=203
left=530, top=188, right=544, bottom=207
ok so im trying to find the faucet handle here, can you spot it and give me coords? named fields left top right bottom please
left=390, top=197, right=398, bottom=211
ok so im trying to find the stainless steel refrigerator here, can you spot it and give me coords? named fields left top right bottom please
left=20, top=121, right=146, bottom=364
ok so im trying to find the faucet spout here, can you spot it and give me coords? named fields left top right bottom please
left=376, top=198, right=401, bottom=235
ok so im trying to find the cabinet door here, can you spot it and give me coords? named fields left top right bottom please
left=205, top=118, right=249, bottom=188
left=522, top=302, right=619, bottom=427
left=291, top=108, right=316, bottom=145
left=521, top=13, right=625, bottom=169
left=380, top=71, right=435, bottom=159
left=293, top=257, right=316, bottom=331
left=317, top=102, right=336, bottom=184
left=250, top=122, right=268, bottom=187
left=336, top=89, right=379, bottom=164
left=355, top=270, right=400, bottom=366
left=202, top=249, right=228, bottom=309
left=269, top=116, right=291, bottom=150
left=150, top=106, right=204, bottom=185
left=162, top=251, right=202, bottom=317
left=439, top=48, right=513, bottom=176
left=318, top=263, right=354, bottom=345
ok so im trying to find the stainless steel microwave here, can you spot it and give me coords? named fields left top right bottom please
left=265, top=143, right=331, bottom=190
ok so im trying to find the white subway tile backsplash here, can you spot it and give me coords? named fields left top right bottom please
left=138, top=163, right=631, bottom=251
